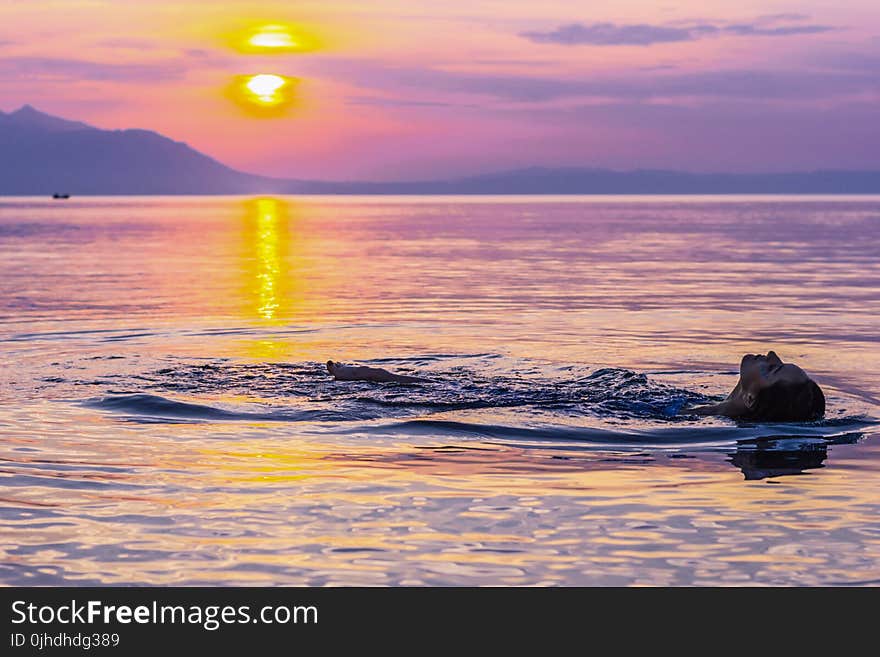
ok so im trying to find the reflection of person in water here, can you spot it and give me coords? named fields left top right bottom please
left=730, top=441, right=827, bottom=480
left=327, top=350, right=825, bottom=422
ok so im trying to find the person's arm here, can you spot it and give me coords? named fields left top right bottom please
left=326, top=360, right=429, bottom=383
left=686, top=402, right=726, bottom=416
left=684, top=379, right=742, bottom=417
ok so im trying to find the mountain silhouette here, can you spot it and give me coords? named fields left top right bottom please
left=1, top=104, right=94, bottom=133
left=1, top=105, right=879, bottom=195
left=0, top=105, right=298, bottom=194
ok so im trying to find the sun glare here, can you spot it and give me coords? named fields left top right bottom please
left=227, top=73, right=298, bottom=115
left=248, top=26, right=297, bottom=49
left=233, top=23, right=320, bottom=54
left=222, top=22, right=316, bottom=116
left=245, top=74, right=286, bottom=104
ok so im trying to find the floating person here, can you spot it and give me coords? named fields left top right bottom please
left=326, top=350, right=825, bottom=422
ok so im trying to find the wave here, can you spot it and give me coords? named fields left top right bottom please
left=79, top=361, right=714, bottom=426
left=82, top=393, right=364, bottom=423
left=70, top=356, right=879, bottom=449
left=82, top=391, right=877, bottom=448
left=356, top=418, right=875, bottom=446
left=113, top=361, right=715, bottom=420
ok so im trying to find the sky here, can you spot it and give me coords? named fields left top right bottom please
left=1, top=0, right=879, bottom=180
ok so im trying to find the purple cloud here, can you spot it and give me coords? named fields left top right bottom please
left=346, top=96, right=463, bottom=108
left=755, top=14, right=811, bottom=23
left=0, top=49, right=235, bottom=83
left=723, top=23, right=835, bottom=36
left=521, top=18, right=835, bottom=46
left=813, top=51, right=880, bottom=72
left=505, top=100, right=880, bottom=172
left=521, top=23, right=693, bottom=46
left=96, top=38, right=159, bottom=50
left=314, top=61, right=879, bottom=102
left=0, top=56, right=186, bottom=82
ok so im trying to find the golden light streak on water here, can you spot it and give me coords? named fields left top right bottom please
left=253, top=198, right=282, bottom=320
left=236, top=197, right=326, bottom=360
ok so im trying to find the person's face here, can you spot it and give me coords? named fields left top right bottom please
left=739, top=351, right=810, bottom=404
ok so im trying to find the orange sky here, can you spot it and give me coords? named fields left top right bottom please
left=1, top=1, right=879, bottom=179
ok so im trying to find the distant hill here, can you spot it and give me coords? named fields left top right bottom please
left=0, top=105, right=301, bottom=195
left=302, top=167, right=880, bottom=195
left=1, top=105, right=879, bottom=195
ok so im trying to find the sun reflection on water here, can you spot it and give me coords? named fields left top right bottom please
left=238, top=197, right=323, bottom=360
left=253, top=198, right=283, bottom=321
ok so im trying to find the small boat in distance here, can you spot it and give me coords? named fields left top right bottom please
left=52, top=193, right=70, bottom=199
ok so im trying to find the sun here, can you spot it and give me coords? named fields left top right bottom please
left=245, top=74, right=287, bottom=104
left=227, top=73, right=299, bottom=116
left=247, top=26, right=297, bottom=49
left=232, top=23, right=320, bottom=54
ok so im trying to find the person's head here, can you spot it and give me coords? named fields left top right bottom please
left=733, top=351, right=825, bottom=421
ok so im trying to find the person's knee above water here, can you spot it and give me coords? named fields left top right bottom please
left=688, top=350, right=824, bottom=421
left=325, top=350, right=825, bottom=423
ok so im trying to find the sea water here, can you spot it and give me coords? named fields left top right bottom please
left=1, top=195, right=878, bottom=585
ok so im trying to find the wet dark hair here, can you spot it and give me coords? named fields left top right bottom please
left=748, top=379, right=825, bottom=422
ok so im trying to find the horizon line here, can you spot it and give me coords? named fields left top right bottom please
left=4, top=103, right=880, bottom=184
